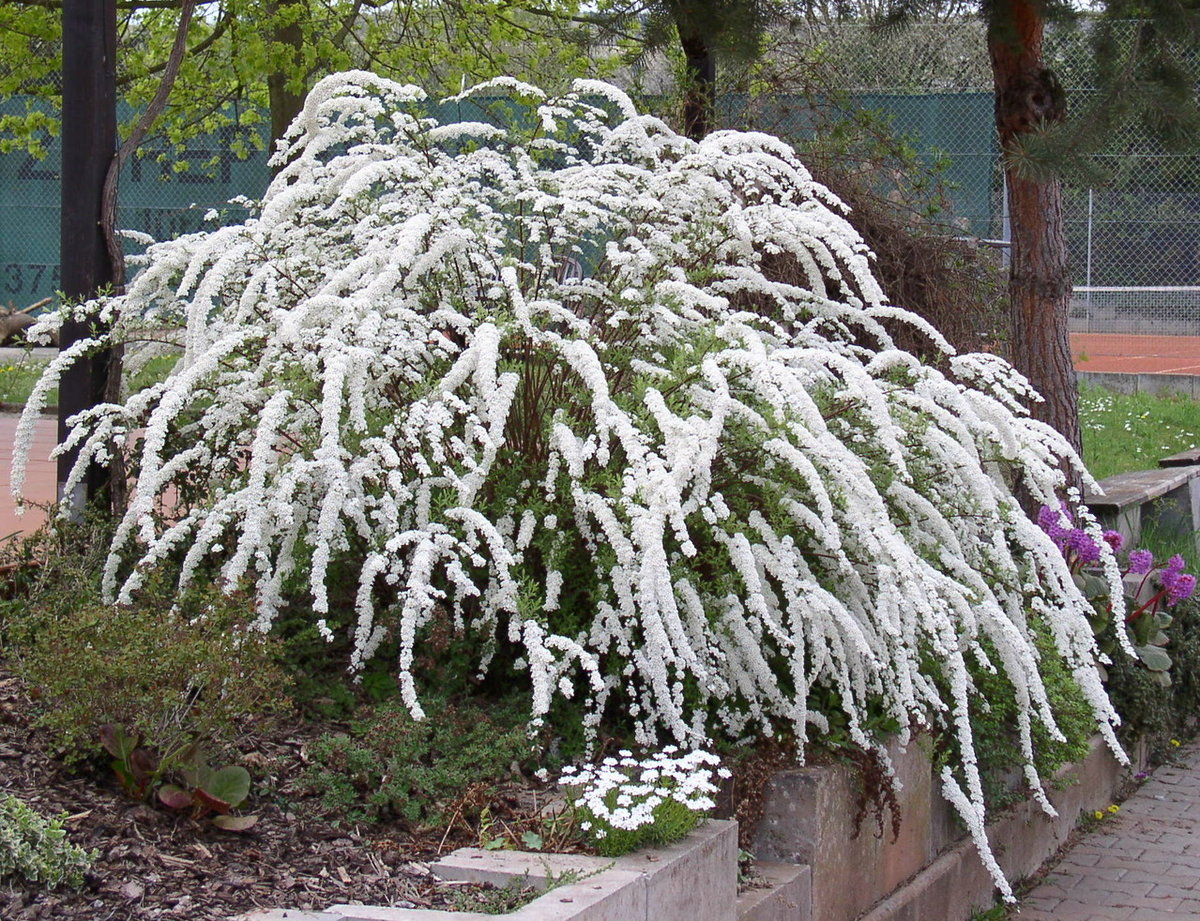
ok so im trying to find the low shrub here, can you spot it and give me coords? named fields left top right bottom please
left=6, top=537, right=291, bottom=780
left=559, top=748, right=727, bottom=857
left=1107, top=594, right=1200, bottom=749
left=0, top=795, right=94, bottom=889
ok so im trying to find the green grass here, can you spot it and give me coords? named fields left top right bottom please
left=1079, top=383, right=1200, bottom=573
left=0, top=354, right=177, bottom=408
left=0, top=359, right=54, bottom=405
left=1079, top=384, right=1199, bottom=481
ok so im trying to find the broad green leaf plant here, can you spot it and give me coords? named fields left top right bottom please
left=15, top=74, right=1126, bottom=898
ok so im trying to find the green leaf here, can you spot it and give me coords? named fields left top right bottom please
left=1135, top=644, right=1172, bottom=673
left=1075, top=572, right=1109, bottom=599
left=520, top=831, right=544, bottom=850
left=200, top=765, right=251, bottom=810
left=99, top=724, right=138, bottom=760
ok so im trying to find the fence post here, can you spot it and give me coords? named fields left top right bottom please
left=58, top=0, right=117, bottom=515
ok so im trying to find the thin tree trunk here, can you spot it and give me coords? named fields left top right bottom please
left=988, top=0, right=1082, bottom=457
left=268, top=0, right=306, bottom=158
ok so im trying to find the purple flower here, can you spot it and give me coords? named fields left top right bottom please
left=1128, top=549, right=1154, bottom=575
left=1102, top=530, right=1125, bottom=553
left=1067, top=529, right=1101, bottom=564
left=1167, top=573, right=1196, bottom=606
left=1038, top=504, right=1072, bottom=542
left=1167, top=554, right=1187, bottom=574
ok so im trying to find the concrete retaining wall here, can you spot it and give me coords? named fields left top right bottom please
left=750, top=735, right=1144, bottom=921
left=240, top=736, right=1142, bottom=921
left=1079, top=370, right=1200, bottom=399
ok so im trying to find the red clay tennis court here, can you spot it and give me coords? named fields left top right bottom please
left=1072, top=333, right=1200, bottom=375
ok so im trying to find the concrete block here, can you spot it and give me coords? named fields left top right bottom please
left=327, top=908, right=495, bottom=921
left=510, top=869, right=645, bottom=921
left=737, top=861, right=810, bottom=921
left=1077, top=371, right=1140, bottom=395
left=328, top=869, right=645, bottom=921
left=432, top=848, right=606, bottom=890
left=855, top=736, right=1138, bottom=921
left=240, top=912, right=344, bottom=921
left=1137, top=373, right=1197, bottom=399
left=750, top=738, right=935, bottom=921
left=614, top=818, right=737, bottom=921
left=434, top=820, right=737, bottom=921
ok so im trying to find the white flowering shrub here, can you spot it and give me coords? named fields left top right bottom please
left=559, top=747, right=728, bottom=856
left=15, top=73, right=1126, bottom=897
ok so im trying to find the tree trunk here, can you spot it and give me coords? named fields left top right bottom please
left=679, top=31, right=716, bottom=141
left=669, top=1, right=716, bottom=141
left=988, top=0, right=1082, bottom=457
left=268, top=0, right=306, bottom=155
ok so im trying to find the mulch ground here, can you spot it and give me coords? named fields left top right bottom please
left=0, top=666, right=541, bottom=921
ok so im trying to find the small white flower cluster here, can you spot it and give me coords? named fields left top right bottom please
left=559, top=747, right=729, bottom=836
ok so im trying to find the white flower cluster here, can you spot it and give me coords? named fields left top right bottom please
left=13, top=73, right=1124, bottom=898
left=559, top=747, right=729, bottom=835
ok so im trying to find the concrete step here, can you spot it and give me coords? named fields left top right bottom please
left=737, top=861, right=811, bottom=921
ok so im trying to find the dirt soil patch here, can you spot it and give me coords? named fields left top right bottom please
left=0, top=666, right=546, bottom=921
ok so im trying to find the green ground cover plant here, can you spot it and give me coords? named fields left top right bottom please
left=0, top=795, right=94, bottom=889
left=301, top=697, right=532, bottom=828
left=0, top=352, right=176, bottom=406
left=0, top=359, right=51, bottom=405
left=2, top=527, right=291, bottom=787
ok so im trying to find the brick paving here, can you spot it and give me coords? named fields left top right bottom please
left=1018, top=742, right=1200, bottom=921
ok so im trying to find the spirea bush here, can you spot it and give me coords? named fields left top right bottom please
left=14, top=73, right=1126, bottom=896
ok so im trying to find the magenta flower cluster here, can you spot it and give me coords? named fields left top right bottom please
left=1038, top=505, right=1197, bottom=613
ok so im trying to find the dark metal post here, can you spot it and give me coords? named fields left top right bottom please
left=59, top=0, right=117, bottom=513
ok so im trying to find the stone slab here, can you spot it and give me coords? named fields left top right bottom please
left=433, top=820, right=737, bottom=921
left=1085, top=467, right=1199, bottom=510
left=736, top=861, right=811, bottom=921
left=327, top=909, right=496, bottom=921
left=1160, top=447, right=1200, bottom=468
left=327, top=868, right=645, bottom=921
left=240, top=912, right=344, bottom=921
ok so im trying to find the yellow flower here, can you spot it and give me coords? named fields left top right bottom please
left=1171, top=739, right=1182, bottom=747
left=1107, top=804, right=1119, bottom=814
left=1093, top=810, right=1105, bottom=820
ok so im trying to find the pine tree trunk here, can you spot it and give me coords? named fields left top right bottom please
left=679, top=32, right=716, bottom=141
left=988, top=0, right=1082, bottom=456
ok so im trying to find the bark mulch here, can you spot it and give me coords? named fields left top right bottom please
left=0, top=667, right=541, bottom=921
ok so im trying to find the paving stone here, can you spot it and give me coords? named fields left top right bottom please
left=1018, top=742, right=1200, bottom=921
